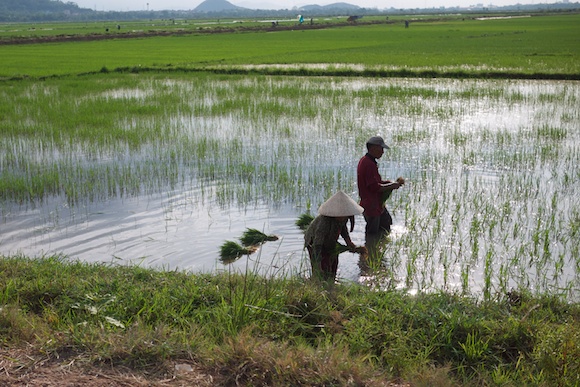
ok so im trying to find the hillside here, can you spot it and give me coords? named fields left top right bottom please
left=193, top=0, right=246, bottom=12
left=191, top=0, right=361, bottom=13
left=0, top=0, right=93, bottom=21
left=0, top=0, right=82, bottom=12
left=300, top=2, right=361, bottom=11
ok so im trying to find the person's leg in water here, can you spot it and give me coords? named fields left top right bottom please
left=307, top=246, right=338, bottom=282
left=378, top=209, right=393, bottom=234
left=321, top=253, right=339, bottom=282
left=364, top=209, right=393, bottom=235
left=362, top=209, right=393, bottom=273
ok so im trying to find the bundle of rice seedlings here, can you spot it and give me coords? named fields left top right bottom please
left=240, top=228, right=279, bottom=247
left=353, top=245, right=368, bottom=260
left=334, top=243, right=368, bottom=259
left=219, top=240, right=258, bottom=263
left=381, top=176, right=406, bottom=204
left=296, top=213, right=315, bottom=231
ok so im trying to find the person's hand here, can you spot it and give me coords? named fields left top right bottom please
left=387, top=177, right=405, bottom=190
left=385, top=182, right=401, bottom=190
left=354, top=246, right=368, bottom=255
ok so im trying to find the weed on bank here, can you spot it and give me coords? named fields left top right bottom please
left=1, top=255, right=579, bottom=385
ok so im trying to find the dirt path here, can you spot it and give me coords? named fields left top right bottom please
left=0, top=348, right=219, bottom=386
left=0, top=20, right=391, bottom=46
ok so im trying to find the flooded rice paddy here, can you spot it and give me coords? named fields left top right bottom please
left=1, top=75, right=579, bottom=300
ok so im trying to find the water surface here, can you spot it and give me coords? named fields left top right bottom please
left=1, top=76, right=578, bottom=299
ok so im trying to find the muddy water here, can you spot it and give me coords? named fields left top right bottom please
left=1, top=76, right=579, bottom=298
left=0, top=184, right=375, bottom=281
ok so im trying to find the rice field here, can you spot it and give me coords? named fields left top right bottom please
left=1, top=73, right=579, bottom=300
left=2, top=14, right=579, bottom=79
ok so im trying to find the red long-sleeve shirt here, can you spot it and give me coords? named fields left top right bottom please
left=357, top=153, right=386, bottom=217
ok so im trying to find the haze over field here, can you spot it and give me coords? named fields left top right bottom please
left=72, top=0, right=539, bottom=12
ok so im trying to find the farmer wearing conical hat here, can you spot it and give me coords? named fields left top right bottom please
left=304, top=191, right=365, bottom=281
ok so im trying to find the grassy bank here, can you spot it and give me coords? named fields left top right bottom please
left=1, top=255, right=579, bottom=385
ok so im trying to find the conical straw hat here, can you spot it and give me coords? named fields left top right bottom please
left=318, top=191, right=364, bottom=217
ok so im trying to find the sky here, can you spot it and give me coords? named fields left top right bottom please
left=71, top=0, right=530, bottom=12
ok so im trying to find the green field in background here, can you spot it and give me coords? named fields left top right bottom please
left=1, top=14, right=578, bottom=78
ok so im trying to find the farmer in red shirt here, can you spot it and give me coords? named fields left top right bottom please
left=357, top=136, right=403, bottom=236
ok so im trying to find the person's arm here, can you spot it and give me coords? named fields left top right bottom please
left=380, top=177, right=405, bottom=192
left=379, top=181, right=401, bottom=192
left=363, top=160, right=401, bottom=193
left=340, top=225, right=356, bottom=252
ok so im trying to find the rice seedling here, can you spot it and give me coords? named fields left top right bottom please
left=381, top=176, right=406, bottom=204
left=240, top=228, right=279, bottom=247
left=295, top=213, right=315, bottom=231
left=219, top=241, right=258, bottom=263
left=1, top=73, right=578, bottom=301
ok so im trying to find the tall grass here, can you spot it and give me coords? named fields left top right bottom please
left=0, top=255, right=579, bottom=385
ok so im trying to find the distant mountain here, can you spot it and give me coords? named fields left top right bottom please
left=193, top=0, right=246, bottom=12
left=0, top=0, right=93, bottom=22
left=193, top=0, right=360, bottom=13
left=299, top=3, right=361, bottom=11
left=0, top=0, right=85, bottom=13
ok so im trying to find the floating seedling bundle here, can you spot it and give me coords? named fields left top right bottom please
left=240, top=228, right=279, bottom=246
left=219, top=241, right=258, bottom=264
left=295, top=213, right=314, bottom=231
left=219, top=228, right=279, bottom=263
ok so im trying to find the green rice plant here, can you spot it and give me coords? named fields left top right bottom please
left=295, top=213, right=314, bottom=231
left=219, top=241, right=258, bottom=263
left=1, top=14, right=579, bottom=79
left=1, top=70, right=580, bottom=301
left=240, top=228, right=279, bottom=247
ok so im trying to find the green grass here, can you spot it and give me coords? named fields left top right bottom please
left=1, top=14, right=578, bottom=78
left=0, top=15, right=453, bottom=40
left=1, top=255, right=579, bottom=385
left=0, top=16, right=347, bottom=40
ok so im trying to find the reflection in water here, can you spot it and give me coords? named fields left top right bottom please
left=0, top=182, right=403, bottom=285
left=0, top=186, right=311, bottom=277
left=356, top=225, right=408, bottom=290
left=1, top=76, right=579, bottom=299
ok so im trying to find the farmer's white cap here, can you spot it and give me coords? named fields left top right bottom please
left=318, top=191, right=364, bottom=217
left=367, top=136, right=390, bottom=149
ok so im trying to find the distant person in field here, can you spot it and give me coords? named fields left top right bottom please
left=304, top=191, right=365, bottom=281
